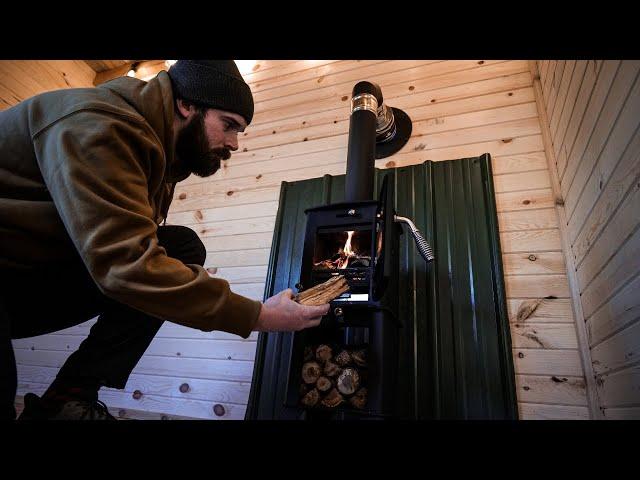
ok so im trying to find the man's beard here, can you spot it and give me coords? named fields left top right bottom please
left=175, top=111, right=231, bottom=178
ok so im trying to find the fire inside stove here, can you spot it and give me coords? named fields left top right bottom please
left=313, top=228, right=376, bottom=270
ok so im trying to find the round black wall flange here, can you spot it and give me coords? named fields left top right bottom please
left=375, top=107, right=412, bottom=159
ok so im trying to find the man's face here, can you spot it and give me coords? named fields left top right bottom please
left=175, top=105, right=247, bottom=178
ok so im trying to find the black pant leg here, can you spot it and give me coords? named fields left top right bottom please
left=51, top=225, right=206, bottom=390
left=2, top=225, right=206, bottom=407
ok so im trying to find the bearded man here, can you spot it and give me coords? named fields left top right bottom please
left=0, top=60, right=328, bottom=420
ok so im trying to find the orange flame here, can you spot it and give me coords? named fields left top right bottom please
left=338, top=231, right=356, bottom=269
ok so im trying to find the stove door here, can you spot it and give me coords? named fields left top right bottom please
left=373, top=172, right=397, bottom=301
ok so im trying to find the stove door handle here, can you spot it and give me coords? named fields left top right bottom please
left=394, top=215, right=435, bottom=262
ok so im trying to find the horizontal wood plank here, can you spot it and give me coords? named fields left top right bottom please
left=511, top=323, right=578, bottom=349
left=586, top=273, right=640, bottom=347
left=500, top=229, right=562, bottom=253
left=516, top=374, right=587, bottom=406
left=571, top=128, right=640, bottom=266
left=505, top=274, right=571, bottom=298
left=513, top=349, right=584, bottom=376
left=597, top=364, right=640, bottom=408
left=591, top=321, right=640, bottom=375
left=507, top=298, right=574, bottom=323
left=518, top=402, right=589, bottom=420
left=581, top=228, right=640, bottom=319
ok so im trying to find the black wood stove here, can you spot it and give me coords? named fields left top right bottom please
left=248, top=81, right=435, bottom=419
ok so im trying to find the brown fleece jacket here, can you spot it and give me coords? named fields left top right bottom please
left=0, top=71, right=262, bottom=337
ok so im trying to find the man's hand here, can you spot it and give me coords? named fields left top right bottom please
left=253, top=289, right=330, bottom=332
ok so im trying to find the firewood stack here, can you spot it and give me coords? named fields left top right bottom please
left=294, top=275, right=350, bottom=306
left=299, top=343, right=368, bottom=410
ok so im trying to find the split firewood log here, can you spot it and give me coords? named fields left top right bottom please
left=337, top=368, right=360, bottom=396
left=316, top=376, right=332, bottom=392
left=294, top=275, right=349, bottom=306
left=349, top=388, right=367, bottom=409
left=301, top=388, right=320, bottom=407
left=335, top=350, right=352, bottom=366
left=302, top=361, right=322, bottom=384
left=324, top=360, right=341, bottom=377
left=351, top=349, right=367, bottom=367
left=320, top=388, right=344, bottom=408
left=315, top=344, right=333, bottom=363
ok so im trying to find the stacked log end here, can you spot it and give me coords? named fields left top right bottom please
left=300, top=343, right=368, bottom=411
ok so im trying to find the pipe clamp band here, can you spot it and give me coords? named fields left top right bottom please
left=351, top=93, right=378, bottom=114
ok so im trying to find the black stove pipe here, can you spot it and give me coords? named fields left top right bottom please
left=345, top=81, right=383, bottom=202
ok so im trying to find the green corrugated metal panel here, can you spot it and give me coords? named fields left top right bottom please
left=246, top=154, right=518, bottom=419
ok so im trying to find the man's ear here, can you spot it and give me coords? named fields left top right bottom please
left=176, top=98, right=194, bottom=119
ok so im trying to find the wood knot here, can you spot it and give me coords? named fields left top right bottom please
left=555, top=197, right=565, bottom=206
left=409, top=85, right=415, bottom=91
left=226, top=190, right=234, bottom=196
left=430, top=99, right=436, bottom=103
left=317, top=76, right=325, bottom=83
left=194, top=210, right=203, bottom=221
left=385, top=161, right=396, bottom=168
left=256, top=174, right=262, bottom=180
left=252, top=63, right=261, bottom=71
left=478, top=60, right=485, bottom=65
left=242, top=148, right=248, bottom=152
left=528, top=254, right=537, bottom=261
left=508, top=92, right=513, bottom=96
left=272, top=130, right=276, bottom=134
left=551, top=376, right=568, bottom=383
left=501, top=138, right=513, bottom=143
left=303, top=137, right=308, bottom=141
left=179, top=383, right=190, bottom=393
left=213, top=404, right=226, bottom=416
left=518, top=352, right=525, bottom=358
left=522, top=199, right=531, bottom=205
left=132, top=390, right=143, bottom=400
left=523, top=386, right=530, bottom=391
left=178, top=193, right=187, bottom=200
left=334, top=120, right=337, bottom=124
left=341, top=95, right=349, bottom=101
left=414, top=143, right=426, bottom=151
left=302, top=121, right=306, bottom=125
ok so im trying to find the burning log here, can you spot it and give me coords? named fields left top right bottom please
left=324, top=360, right=341, bottom=377
left=301, top=388, right=320, bottom=407
left=349, top=388, right=368, bottom=409
left=337, top=368, right=360, bottom=395
left=315, top=344, right=333, bottom=363
left=335, top=350, right=352, bottom=366
left=320, top=388, right=344, bottom=408
left=295, top=275, right=350, bottom=306
left=351, top=349, right=367, bottom=367
left=302, top=361, right=322, bottom=384
left=316, top=376, right=332, bottom=392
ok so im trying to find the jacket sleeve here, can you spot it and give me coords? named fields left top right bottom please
left=32, top=110, right=262, bottom=338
